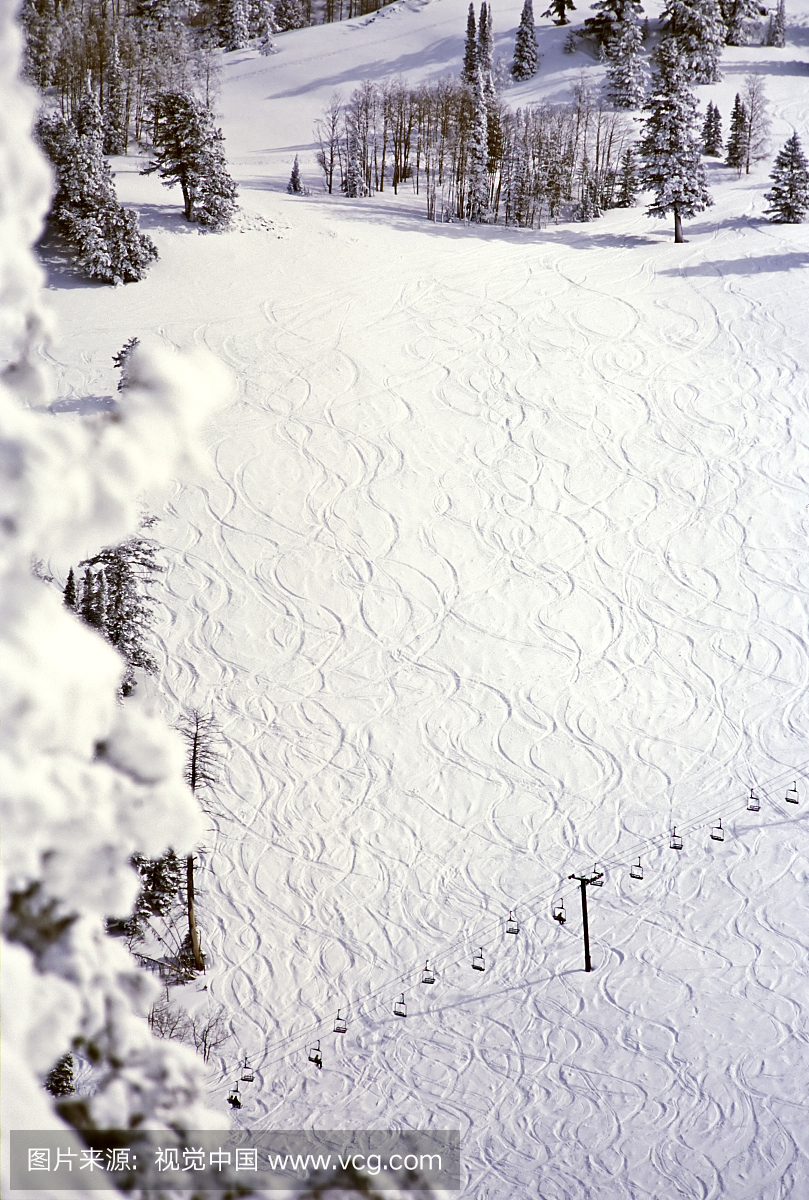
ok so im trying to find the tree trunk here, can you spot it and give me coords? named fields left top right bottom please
left=674, top=207, right=684, bottom=243
left=187, top=854, right=205, bottom=971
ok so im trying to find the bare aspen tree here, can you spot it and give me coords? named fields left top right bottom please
left=743, top=74, right=770, bottom=174
left=178, top=710, right=223, bottom=972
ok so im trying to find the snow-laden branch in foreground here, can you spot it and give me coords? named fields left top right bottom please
left=0, top=0, right=232, bottom=1186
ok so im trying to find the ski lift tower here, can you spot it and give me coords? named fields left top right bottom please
left=568, top=867, right=604, bottom=973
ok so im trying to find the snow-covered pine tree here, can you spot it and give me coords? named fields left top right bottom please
left=615, top=144, right=639, bottom=204
left=273, top=0, right=306, bottom=28
left=542, top=0, right=576, bottom=25
left=766, top=0, right=786, bottom=45
left=701, top=101, right=723, bottom=154
left=638, top=36, right=712, bottom=240
left=343, top=117, right=367, bottom=196
left=719, top=0, right=758, bottom=43
left=584, top=0, right=644, bottom=55
left=82, top=533, right=163, bottom=692
left=660, top=0, right=725, bottom=82
left=217, top=0, right=250, bottom=48
left=36, top=82, right=157, bottom=283
left=44, top=1053, right=75, bottom=1097
left=249, top=0, right=277, bottom=49
left=467, top=66, right=491, bottom=219
left=63, top=567, right=78, bottom=612
left=512, top=0, right=539, bottom=78
left=18, top=0, right=60, bottom=89
left=287, top=154, right=304, bottom=192
left=103, top=36, right=128, bottom=155
left=478, top=1, right=494, bottom=75
left=725, top=92, right=747, bottom=171
left=113, top=337, right=141, bottom=390
left=143, top=91, right=238, bottom=229
left=462, top=2, right=478, bottom=83
left=764, top=131, right=809, bottom=221
left=606, top=13, right=645, bottom=107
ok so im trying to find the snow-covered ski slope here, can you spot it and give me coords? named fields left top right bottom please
left=42, top=0, right=809, bottom=1193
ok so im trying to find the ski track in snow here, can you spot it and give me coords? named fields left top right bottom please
left=137, top=215, right=809, bottom=1198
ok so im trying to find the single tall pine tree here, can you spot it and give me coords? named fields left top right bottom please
left=287, top=155, right=303, bottom=193
left=584, top=0, right=644, bottom=54
left=638, top=37, right=712, bottom=240
left=512, top=0, right=539, bottom=78
left=764, top=131, right=809, bottom=221
left=725, top=92, right=747, bottom=172
left=462, top=3, right=478, bottom=83
left=766, top=0, right=786, bottom=45
left=467, top=66, right=490, bottom=219
left=702, top=100, right=723, bottom=154
left=143, top=91, right=238, bottom=229
left=661, top=0, right=726, bottom=83
left=615, top=145, right=639, bottom=204
left=103, top=37, right=128, bottom=155
left=606, top=14, right=645, bottom=107
left=218, top=0, right=250, bottom=48
left=542, top=0, right=576, bottom=25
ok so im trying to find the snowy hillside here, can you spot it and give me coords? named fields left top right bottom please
left=40, top=0, right=809, bottom=1193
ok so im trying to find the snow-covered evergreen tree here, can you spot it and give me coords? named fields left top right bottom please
left=274, top=0, right=306, bottom=29
left=478, top=2, right=494, bottom=75
left=343, top=119, right=367, bottom=197
left=638, top=37, right=712, bottom=240
left=661, top=0, right=725, bottom=82
left=584, top=0, right=644, bottom=54
left=249, top=0, right=277, bottom=49
left=512, top=0, right=539, bottom=79
left=606, top=14, right=645, bottom=107
left=143, top=90, right=238, bottom=229
left=765, top=0, right=786, bottom=45
left=462, top=2, right=478, bottom=83
left=217, top=0, right=250, bottom=48
left=36, top=82, right=157, bottom=283
left=542, top=0, right=576, bottom=24
left=63, top=567, right=78, bottom=611
left=104, top=36, right=128, bottom=154
left=702, top=100, right=723, bottom=154
left=287, top=154, right=304, bottom=192
left=113, top=337, right=141, bottom=390
left=719, top=0, right=758, bottom=43
left=615, top=144, right=639, bottom=204
left=765, top=131, right=809, bottom=221
left=467, top=66, right=491, bottom=219
left=18, top=0, right=60, bottom=89
left=725, top=92, right=747, bottom=171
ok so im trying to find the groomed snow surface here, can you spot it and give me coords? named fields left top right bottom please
left=42, top=0, right=809, bottom=1194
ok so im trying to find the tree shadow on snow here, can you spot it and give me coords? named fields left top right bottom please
left=49, top=394, right=117, bottom=415
left=132, top=202, right=196, bottom=234
left=265, top=36, right=460, bottom=99
left=660, top=250, right=809, bottom=277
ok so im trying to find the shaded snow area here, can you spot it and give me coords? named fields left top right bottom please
left=33, top=0, right=809, bottom=1193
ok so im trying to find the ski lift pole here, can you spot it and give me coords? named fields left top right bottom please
left=568, top=869, right=604, bottom=973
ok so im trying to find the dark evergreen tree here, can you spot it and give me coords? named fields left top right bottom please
left=79, top=567, right=103, bottom=630
left=287, top=154, right=304, bottom=193
left=467, top=66, right=490, bottom=218
left=542, top=0, right=576, bottom=24
left=44, top=1054, right=75, bottom=1097
left=63, top=568, right=78, bottom=612
left=765, top=132, right=809, bottom=222
left=273, top=0, right=306, bottom=28
left=661, top=0, right=725, bottom=82
left=638, top=37, right=712, bottom=240
left=218, top=0, right=250, bottom=49
left=103, top=37, right=128, bottom=155
left=765, top=0, right=785, bottom=45
left=462, top=2, right=478, bottom=84
left=725, top=92, right=748, bottom=172
left=112, top=337, right=140, bottom=390
left=719, top=0, right=758, bottom=43
left=615, top=145, right=639, bottom=204
left=18, top=0, right=60, bottom=90
left=584, top=0, right=644, bottom=54
left=36, top=83, right=157, bottom=284
left=512, top=0, right=539, bottom=78
left=142, top=91, right=238, bottom=229
left=477, top=2, right=494, bottom=75
left=606, top=14, right=645, bottom=106
left=702, top=100, right=723, bottom=154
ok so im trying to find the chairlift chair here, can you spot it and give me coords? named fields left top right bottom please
left=308, top=1040, right=323, bottom=1069
left=552, top=899, right=566, bottom=925
left=393, top=993, right=407, bottom=1018
left=630, top=857, right=643, bottom=880
left=472, top=947, right=486, bottom=972
left=421, top=959, right=436, bottom=985
left=786, top=781, right=799, bottom=805
left=710, top=819, right=724, bottom=842
left=505, top=910, right=520, bottom=936
left=227, top=1083, right=242, bottom=1109
left=333, top=1009, right=347, bottom=1034
left=670, top=826, right=683, bottom=851
left=241, top=1055, right=254, bottom=1083
left=748, top=787, right=760, bottom=812
left=591, top=864, right=604, bottom=886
